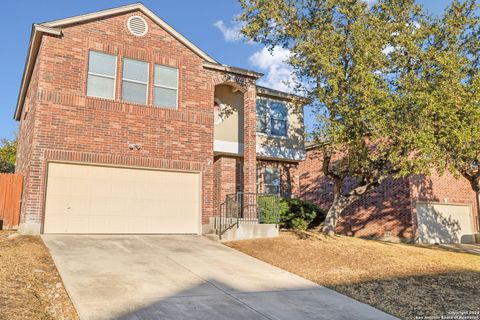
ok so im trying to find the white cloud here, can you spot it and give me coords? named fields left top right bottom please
left=213, top=19, right=243, bottom=42
left=249, top=46, right=295, bottom=92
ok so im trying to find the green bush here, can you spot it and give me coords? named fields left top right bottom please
left=279, top=198, right=325, bottom=230
left=257, top=195, right=281, bottom=224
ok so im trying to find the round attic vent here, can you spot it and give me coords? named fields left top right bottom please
left=127, top=16, right=148, bottom=36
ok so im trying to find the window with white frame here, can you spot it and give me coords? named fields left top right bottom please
left=86, top=51, right=116, bottom=99
left=263, top=167, right=280, bottom=194
left=256, top=99, right=288, bottom=137
left=154, top=65, right=178, bottom=109
left=122, top=58, right=149, bottom=104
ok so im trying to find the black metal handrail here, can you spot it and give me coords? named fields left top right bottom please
left=217, top=193, right=280, bottom=240
left=217, top=194, right=240, bottom=240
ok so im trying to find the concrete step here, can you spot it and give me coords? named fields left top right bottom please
left=203, top=233, right=220, bottom=242
left=204, top=224, right=279, bottom=242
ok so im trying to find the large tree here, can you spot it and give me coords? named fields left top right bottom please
left=0, top=136, right=17, bottom=173
left=421, top=1, right=480, bottom=208
left=239, top=0, right=438, bottom=234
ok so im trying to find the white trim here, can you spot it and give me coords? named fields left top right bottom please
left=256, top=145, right=306, bottom=161
left=214, top=140, right=244, bottom=155
left=87, top=72, right=115, bottom=79
left=127, top=15, right=148, bottom=37
left=203, top=62, right=262, bottom=78
left=33, top=24, right=62, bottom=36
left=14, top=25, right=62, bottom=120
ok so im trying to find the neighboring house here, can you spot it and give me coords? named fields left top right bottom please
left=14, top=3, right=305, bottom=235
left=299, top=144, right=480, bottom=244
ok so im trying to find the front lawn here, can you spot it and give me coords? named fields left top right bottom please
left=0, top=231, right=78, bottom=320
left=226, top=231, right=480, bottom=320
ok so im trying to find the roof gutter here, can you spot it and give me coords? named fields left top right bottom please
left=203, top=62, right=263, bottom=79
left=14, top=24, right=62, bottom=120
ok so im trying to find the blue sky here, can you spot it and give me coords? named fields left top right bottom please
left=0, top=0, right=454, bottom=141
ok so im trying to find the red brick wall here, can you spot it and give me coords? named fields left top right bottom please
left=16, top=10, right=259, bottom=233
left=15, top=40, right=43, bottom=228
left=299, top=148, right=415, bottom=239
left=213, top=156, right=242, bottom=214
left=256, top=160, right=300, bottom=198
left=410, top=172, right=479, bottom=233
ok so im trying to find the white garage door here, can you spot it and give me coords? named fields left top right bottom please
left=416, top=202, right=474, bottom=244
left=43, top=163, right=201, bottom=234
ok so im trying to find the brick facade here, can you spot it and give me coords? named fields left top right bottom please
left=299, top=147, right=479, bottom=241
left=15, top=9, right=267, bottom=234
left=256, top=160, right=300, bottom=198
left=213, top=156, right=242, bottom=214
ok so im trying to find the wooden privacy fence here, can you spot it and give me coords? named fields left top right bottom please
left=0, top=173, right=23, bottom=229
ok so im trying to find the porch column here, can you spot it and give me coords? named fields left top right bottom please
left=243, top=82, right=257, bottom=194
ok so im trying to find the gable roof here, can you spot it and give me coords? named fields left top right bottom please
left=14, top=3, right=296, bottom=121
left=14, top=2, right=221, bottom=120
left=40, top=3, right=218, bottom=63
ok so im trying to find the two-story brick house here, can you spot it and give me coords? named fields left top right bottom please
left=299, top=144, right=480, bottom=244
left=14, top=3, right=305, bottom=235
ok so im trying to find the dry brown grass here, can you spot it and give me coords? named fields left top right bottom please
left=0, top=231, right=78, bottom=320
left=226, top=231, right=480, bottom=320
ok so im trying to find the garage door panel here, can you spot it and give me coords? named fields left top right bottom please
left=416, top=202, right=474, bottom=244
left=44, top=163, right=200, bottom=234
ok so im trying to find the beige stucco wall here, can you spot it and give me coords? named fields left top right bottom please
left=214, top=84, right=244, bottom=143
left=256, top=94, right=305, bottom=160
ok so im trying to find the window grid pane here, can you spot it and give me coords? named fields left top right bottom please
left=264, top=185, right=280, bottom=195
left=88, top=51, right=116, bottom=77
left=264, top=166, right=280, bottom=194
left=123, top=58, right=149, bottom=83
left=256, top=99, right=289, bottom=137
left=154, top=65, right=178, bottom=108
left=155, top=65, right=178, bottom=88
left=87, top=51, right=116, bottom=99
left=153, top=87, right=177, bottom=109
left=264, top=168, right=280, bottom=185
left=87, top=74, right=115, bottom=99
left=271, top=119, right=287, bottom=136
left=122, top=81, right=147, bottom=104
left=122, top=58, right=148, bottom=104
left=270, top=101, right=288, bottom=118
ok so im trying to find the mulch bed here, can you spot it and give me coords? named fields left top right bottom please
left=0, top=231, right=78, bottom=320
left=226, top=231, right=480, bottom=320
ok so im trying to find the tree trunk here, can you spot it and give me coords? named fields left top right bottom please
left=322, top=180, right=346, bottom=235
left=322, top=179, right=380, bottom=235
left=322, top=194, right=349, bottom=235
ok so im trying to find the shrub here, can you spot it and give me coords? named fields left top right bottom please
left=279, top=198, right=325, bottom=230
left=257, top=195, right=281, bottom=224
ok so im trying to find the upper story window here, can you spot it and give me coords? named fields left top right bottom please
left=122, top=58, right=149, bottom=104
left=256, top=99, right=288, bottom=137
left=86, top=51, right=116, bottom=99
left=85, top=51, right=180, bottom=109
left=154, top=65, right=178, bottom=109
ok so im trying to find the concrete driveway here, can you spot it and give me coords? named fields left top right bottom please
left=43, top=235, right=397, bottom=320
